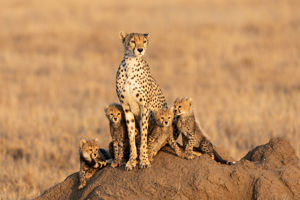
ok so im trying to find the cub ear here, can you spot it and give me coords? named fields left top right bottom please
left=152, top=110, right=158, bottom=116
left=94, top=138, right=99, bottom=143
left=119, top=31, right=128, bottom=40
left=187, top=97, right=192, bottom=104
left=144, top=33, right=149, bottom=38
left=80, top=139, right=87, bottom=149
left=104, top=105, right=109, bottom=114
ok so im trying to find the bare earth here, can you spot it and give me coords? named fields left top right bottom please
left=35, top=138, right=300, bottom=200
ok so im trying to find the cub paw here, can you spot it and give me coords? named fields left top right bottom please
left=111, top=161, right=119, bottom=168
left=192, top=151, right=202, bottom=157
left=78, top=184, right=85, bottom=190
left=178, top=152, right=186, bottom=159
left=184, top=153, right=195, bottom=160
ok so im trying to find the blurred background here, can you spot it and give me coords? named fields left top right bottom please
left=0, top=0, right=299, bottom=199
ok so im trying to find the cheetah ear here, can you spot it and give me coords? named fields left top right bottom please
left=187, top=97, right=192, bottom=105
left=104, top=105, right=109, bottom=114
left=119, top=31, right=128, bottom=40
left=185, top=97, right=192, bottom=103
left=152, top=110, right=158, bottom=116
left=144, top=33, right=149, bottom=38
left=80, top=139, right=87, bottom=149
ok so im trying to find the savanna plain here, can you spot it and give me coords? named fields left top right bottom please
left=0, top=0, right=299, bottom=199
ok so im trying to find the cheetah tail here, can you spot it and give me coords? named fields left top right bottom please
left=99, top=148, right=112, bottom=160
left=212, top=149, right=236, bottom=165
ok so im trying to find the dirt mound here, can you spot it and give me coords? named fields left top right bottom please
left=35, top=137, right=300, bottom=200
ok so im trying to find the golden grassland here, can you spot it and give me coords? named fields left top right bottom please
left=0, top=0, right=299, bottom=199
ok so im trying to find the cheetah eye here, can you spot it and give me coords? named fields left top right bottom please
left=143, top=40, right=147, bottom=44
left=117, top=113, right=121, bottom=116
left=130, top=40, right=135, bottom=44
left=168, top=116, right=171, bottom=119
left=178, top=105, right=182, bottom=109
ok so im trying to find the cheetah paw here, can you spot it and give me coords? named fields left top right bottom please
left=192, top=151, right=202, bottom=157
left=125, top=159, right=137, bottom=171
left=111, top=161, right=119, bottom=168
left=185, top=153, right=195, bottom=160
left=139, top=159, right=151, bottom=169
left=78, top=184, right=85, bottom=190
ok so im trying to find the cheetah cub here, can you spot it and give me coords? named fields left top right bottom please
left=174, top=97, right=235, bottom=165
left=105, top=103, right=130, bottom=168
left=148, top=107, right=184, bottom=162
left=78, top=139, right=109, bottom=190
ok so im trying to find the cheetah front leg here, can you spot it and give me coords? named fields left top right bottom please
left=148, top=137, right=167, bottom=162
left=167, top=136, right=185, bottom=159
left=111, top=140, right=119, bottom=168
left=122, top=104, right=138, bottom=171
left=139, top=107, right=151, bottom=168
left=118, top=141, right=125, bottom=165
left=95, top=159, right=108, bottom=168
left=78, top=166, right=96, bottom=190
left=78, top=166, right=87, bottom=190
left=147, top=136, right=156, bottom=162
left=183, top=133, right=196, bottom=160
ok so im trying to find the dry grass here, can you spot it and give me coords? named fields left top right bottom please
left=0, top=0, right=299, bottom=199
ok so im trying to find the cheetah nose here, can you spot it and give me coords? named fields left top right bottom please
left=165, top=121, right=168, bottom=125
left=114, top=118, right=117, bottom=121
left=137, top=48, right=143, bottom=53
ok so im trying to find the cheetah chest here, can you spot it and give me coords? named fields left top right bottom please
left=177, top=118, right=193, bottom=136
left=119, top=60, right=146, bottom=116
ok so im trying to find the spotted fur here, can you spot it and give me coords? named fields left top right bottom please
left=78, top=139, right=109, bottom=190
left=116, top=32, right=167, bottom=170
left=174, top=97, right=235, bottom=165
left=148, top=107, right=184, bottom=162
left=105, top=103, right=129, bottom=168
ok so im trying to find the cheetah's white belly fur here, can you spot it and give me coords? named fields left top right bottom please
left=122, top=61, right=142, bottom=117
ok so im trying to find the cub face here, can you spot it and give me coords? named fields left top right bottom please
left=80, top=139, right=100, bottom=163
left=119, top=32, right=149, bottom=57
left=105, top=103, right=124, bottom=125
left=174, top=97, right=193, bottom=116
left=154, top=107, right=174, bottom=127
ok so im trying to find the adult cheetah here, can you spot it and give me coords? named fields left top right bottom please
left=116, top=32, right=167, bottom=170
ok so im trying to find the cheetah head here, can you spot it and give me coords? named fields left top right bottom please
left=79, top=138, right=101, bottom=166
left=105, top=103, right=124, bottom=125
left=174, top=97, right=193, bottom=116
left=119, top=32, right=149, bottom=57
left=154, top=107, right=174, bottom=127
